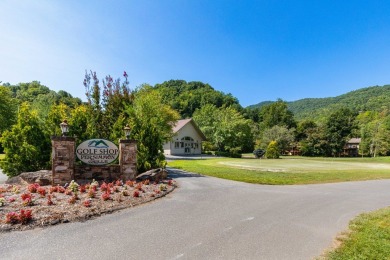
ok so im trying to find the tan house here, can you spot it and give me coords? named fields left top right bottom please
left=163, top=118, right=206, bottom=155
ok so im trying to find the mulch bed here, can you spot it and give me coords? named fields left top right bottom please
left=0, top=179, right=176, bottom=232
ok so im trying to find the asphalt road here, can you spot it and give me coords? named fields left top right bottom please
left=1, top=169, right=390, bottom=260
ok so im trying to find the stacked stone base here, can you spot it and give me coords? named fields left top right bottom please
left=51, top=137, right=137, bottom=185
left=75, top=165, right=120, bottom=183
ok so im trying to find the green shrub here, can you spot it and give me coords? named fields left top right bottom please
left=0, top=103, right=50, bottom=177
left=265, top=141, right=280, bottom=159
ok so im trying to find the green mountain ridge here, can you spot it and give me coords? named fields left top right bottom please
left=248, top=84, right=390, bottom=121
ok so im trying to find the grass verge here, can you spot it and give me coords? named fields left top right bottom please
left=167, top=157, right=390, bottom=185
left=323, top=207, right=390, bottom=259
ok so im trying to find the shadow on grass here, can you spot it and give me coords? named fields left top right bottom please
left=167, top=167, right=205, bottom=179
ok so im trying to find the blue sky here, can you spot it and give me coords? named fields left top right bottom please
left=1, top=0, right=389, bottom=107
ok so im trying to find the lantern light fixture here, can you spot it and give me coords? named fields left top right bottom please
left=124, top=125, right=131, bottom=140
left=60, top=120, right=69, bottom=136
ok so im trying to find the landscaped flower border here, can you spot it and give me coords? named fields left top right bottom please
left=0, top=178, right=176, bottom=232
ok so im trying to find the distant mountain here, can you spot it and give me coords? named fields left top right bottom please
left=246, top=101, right=274, bottom=110
left=248, top=85, right=390, bottom=121
left=88, top=140, right=109, bottom=148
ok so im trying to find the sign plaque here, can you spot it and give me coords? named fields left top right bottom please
left=76, top=139, right=119, bottom=165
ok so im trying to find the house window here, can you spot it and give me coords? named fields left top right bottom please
left=175, top=142, right=179, bottom=148
left=181, top=142, right=184, bottom=148
left=180, top=136, right=197, bottom=151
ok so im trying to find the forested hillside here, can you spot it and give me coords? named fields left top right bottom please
left=153, top=80, right=242, bottom=118
left=249, top=85, right=390, bottom=121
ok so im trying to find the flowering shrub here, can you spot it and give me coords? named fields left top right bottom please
left=69, top=180, right=79, bottom=193
left=79, top=185, right=86, bottom=193
left=49, top=186, right=58, bottom=194
left=159, top=184, right=167, bottom=191
left=37, top=187, right=46, bottom=197
left=5, top=212, right=19, bottom=224
left=19, top=209, right=33, bottom=224
left=87, top=189, right=96, bottom=198
left=133, top=190, right=140, bottom=198
left=126, top=180, right=135, bottom=187
left=0, top=176, right=175, bottom=229
left=90, top=179, right=99, bottom=191
left=83, top=199, right=91, bottom=207
left=101, top=192, right=110, bottom=201
left=21, top=192, right=33, bottom=206
left=100, top=182, right=108, bottom=192
left=5, top=210, right=33, bottom=225
left=27, top=183, right=40, bottom=193
left=167, top=180, right=174, bottom=186
left=12, top=185, right=20, bottom=194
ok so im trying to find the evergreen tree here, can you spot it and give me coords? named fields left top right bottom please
left=0, top=103, right=50, bottom=176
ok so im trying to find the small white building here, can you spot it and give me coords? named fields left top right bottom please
left=163, top=118, right=206, bottom=155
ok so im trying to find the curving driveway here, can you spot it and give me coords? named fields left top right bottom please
left=1, top=169, right=390, bottom=259
left=0, top=169, right=7, bottom=184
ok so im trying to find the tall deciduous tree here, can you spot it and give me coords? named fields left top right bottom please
left=126, top=86, right=180, bottom=172
left=68, top=105, right=92, bottom=144
left=261, top=125, right=295, bottom=154
left=83, top=71, right=133, bottom=139
left=45, top=103, right=71, bottom=137
left=0, top=86, right=17, bottom=134
left=324, top=107, right=357, bottom=156
left=193, top=104, right=254, bottom=154
left=259, top=99, right=296, bottom=130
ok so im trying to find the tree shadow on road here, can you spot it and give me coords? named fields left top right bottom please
left=167, top=168, right=205, bottom=179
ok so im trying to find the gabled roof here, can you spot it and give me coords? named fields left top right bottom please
left=347, top=138, right=361, bottom=144
left=172, top=118, right=207, bottom=141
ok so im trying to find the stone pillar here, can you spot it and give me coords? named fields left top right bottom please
left=119, top=140, right=137, bottom=181
left=51, top=136, right=75, bottom=185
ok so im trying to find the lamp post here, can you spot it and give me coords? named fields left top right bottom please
left=60, top=120, right=69, bottom=137
left=123, top=125, right=131, bottom=140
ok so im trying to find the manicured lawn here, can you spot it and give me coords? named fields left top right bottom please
left=168, top=156, right=390, bottom=184
left=324, top=207, right=390, bottom=259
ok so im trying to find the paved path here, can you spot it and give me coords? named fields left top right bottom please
left=1, top=169, right=390, bottom=260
